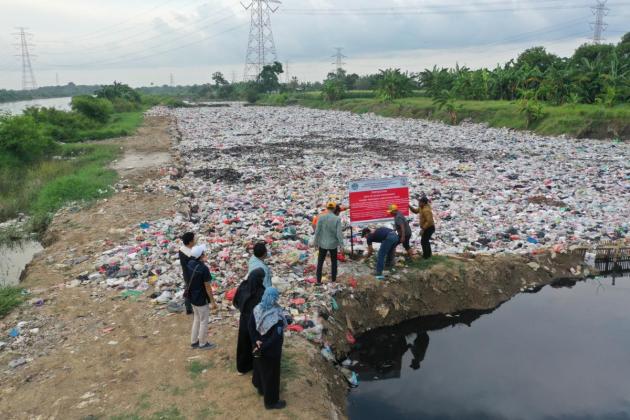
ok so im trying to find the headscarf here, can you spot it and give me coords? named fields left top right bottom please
left=248, top=255, right=272, bottom=288
left=234, top=268, right=265, bottom=312
left=253, top=287, right=287, bottom=335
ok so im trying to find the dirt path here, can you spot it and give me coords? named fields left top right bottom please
left=0, top=116, right=343, bottom=420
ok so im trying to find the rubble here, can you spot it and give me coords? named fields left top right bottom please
left=12, top=103, right=625, bottom=387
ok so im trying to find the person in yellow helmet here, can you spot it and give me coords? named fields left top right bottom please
left=388, top=204, right=413, bottom=258
left=313, top=201, right=345, bottom=283
left=312, top=203, right=349, bottom=231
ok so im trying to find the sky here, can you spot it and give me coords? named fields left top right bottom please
left=0, top=0, right=628, bottom=90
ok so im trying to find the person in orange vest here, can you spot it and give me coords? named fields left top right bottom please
left=409, top=196, right=435, bottom=259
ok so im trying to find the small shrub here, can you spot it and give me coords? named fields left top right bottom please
left=0, top=115, right=56, bottom=163
left=71, top=96, right=113, bottom=123
left=0, top=287, right=25, bottom=318
left=321, top=79, right=346, bottom=102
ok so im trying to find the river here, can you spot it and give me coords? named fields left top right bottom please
left=0, top=97, right=72, bottom=115
left=0, top=241, right=44, bottom=286
left=348, top=275, right=630, bottom=420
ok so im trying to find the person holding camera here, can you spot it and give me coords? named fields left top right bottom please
left=248, top=287, right=287, bottom=410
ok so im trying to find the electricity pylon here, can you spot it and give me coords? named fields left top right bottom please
left=242, top=0, right=281, bottom=81
left=14, top=27, right=37, bottom=91
left=590, top=0, right=609, bottom=44
left=332, top=47, right=347, bottom=73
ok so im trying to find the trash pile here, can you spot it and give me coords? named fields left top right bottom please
left=64, top=104, right=628, bottom=385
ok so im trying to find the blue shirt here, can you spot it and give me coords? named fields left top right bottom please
left=367, top=227, right=395, bottom=245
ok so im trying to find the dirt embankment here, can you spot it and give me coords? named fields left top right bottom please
left=324, top=252, right=589, bottom=356
left=1, top=116, right=344, bottom=420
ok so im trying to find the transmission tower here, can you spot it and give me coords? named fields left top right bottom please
left=14, top=27, right=37, bottom=91
left=242, top=0, right=281, bottom=81
left=285, top=60, right=290, bottom=83
left=332, top=47, right=347, bottom=72
left=170, top=73, right=174, bottom=86
left=590, top=0, right=609, bottom=44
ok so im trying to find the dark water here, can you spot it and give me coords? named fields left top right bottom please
left=348, top=275, right=630, bottom=420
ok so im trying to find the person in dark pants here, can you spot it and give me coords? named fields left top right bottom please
left=410, top=196, right=436, bottom=259
left=233, top=267, right=266, bottom=374
left=313, top=201, right=345, bottom=284
left=248, top=287, right=287, bottom=410
left=362, top=227, right=399, bottom=280
left=178, top=232, right=196, bottom=314
left=388, top=204, right=413, bottom=257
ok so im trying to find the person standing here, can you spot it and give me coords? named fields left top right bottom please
left=361, top=227, right=399, bottom=280
left=410, top=196, right=436, bottom=259
left=248, top=242, right=273, bottom=288
left=388, top=204, right=413, bottom=257
left=179, top=232, right=196, bottom=315
left=233, top=267, right=266, bottom=374
left=248, top=287, right=287, bottom=410
left=186, top=245, right=217, bottom=350
left=313, top=201, right=345, bottom=284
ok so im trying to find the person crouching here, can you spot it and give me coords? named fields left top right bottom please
left=248, top=287, right=287, bottom=410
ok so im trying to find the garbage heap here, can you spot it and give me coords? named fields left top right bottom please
left=71, top=104, right=629, bottom=387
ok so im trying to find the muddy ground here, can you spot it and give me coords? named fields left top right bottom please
left=0, top=116, right=344, bottom=420
left=0, top=115, right=594, bottom=420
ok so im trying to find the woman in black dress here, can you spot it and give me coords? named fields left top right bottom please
left=233, top=267, right=266, bottom=374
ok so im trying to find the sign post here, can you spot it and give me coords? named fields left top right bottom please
left=348, top=177, right=410, bottom=226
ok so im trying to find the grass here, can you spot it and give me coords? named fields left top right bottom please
left=76, top=111, right=144, bottom=141
left=0, top=286, right=25, bottom=318
left=261, top=93, right=630, bottom=140
left=406, top=255, right=457, bottom=271
left=0, top=143, right=120, bottom=237
left=187, top=360, right=214, bottom=379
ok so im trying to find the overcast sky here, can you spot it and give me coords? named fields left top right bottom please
left=0, top=0, right=628, bottom=89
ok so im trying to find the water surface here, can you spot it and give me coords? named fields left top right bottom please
left=348, top=276, right=630, bottom=420
left=0, top=241, right=43, bottom=286
left=0, top=97, right=71, bottom=115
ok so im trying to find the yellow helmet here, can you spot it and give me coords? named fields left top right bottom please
left=326, top=201, right=337, bottom=209
left=387, top=204, right=398, bottom=214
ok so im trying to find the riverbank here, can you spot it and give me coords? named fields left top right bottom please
left=0, top=115, right=346, bottom=419
left=0, top=105, right=624, bottom=419
left=258, top=94, right=630, bottom=140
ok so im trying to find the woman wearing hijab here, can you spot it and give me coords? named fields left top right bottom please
left=248, top=287, right=287, bottom=410
left=233, top=267, right=266, bottom=374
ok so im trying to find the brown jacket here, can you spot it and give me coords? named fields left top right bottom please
left=410, top=204, right=435, bottom=230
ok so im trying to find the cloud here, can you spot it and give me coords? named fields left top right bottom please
left=0, top=0, right=626, bottom=89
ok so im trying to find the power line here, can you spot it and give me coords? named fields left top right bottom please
left=591, top=0, right=609, bottom=44
left=14, top=27, right=37, bottom=91
left=242, top=0, right=281, bottom=81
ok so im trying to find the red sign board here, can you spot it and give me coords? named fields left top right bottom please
left=348, top=177, right=409, bottom=225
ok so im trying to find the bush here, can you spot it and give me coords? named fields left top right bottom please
left=71, top=96, right=113, bottom=123
left=321, top=79, right=346, bottom=102
left=376, top=69, right=414, bottom=101
left=95, top=82, right=142, bottom=104
left=23, top=107, right=95, bottom=142
left=0, top=115, right=56, bottom=163
left=110, top=97, right=141, bottom=113
left=0, top=287, right=24, bottom=318
left=242, top=82, right=260, bottom=103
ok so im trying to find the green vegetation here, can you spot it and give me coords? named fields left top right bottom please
left=0, top=82, right=150, bottom=241
left=0, top=143, right=119, bottom=233
left=187, top=360, right=214, bottom=379
left=407, top=255, right=458, bottom=271
left=0, top=287, right=25, bottom=318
